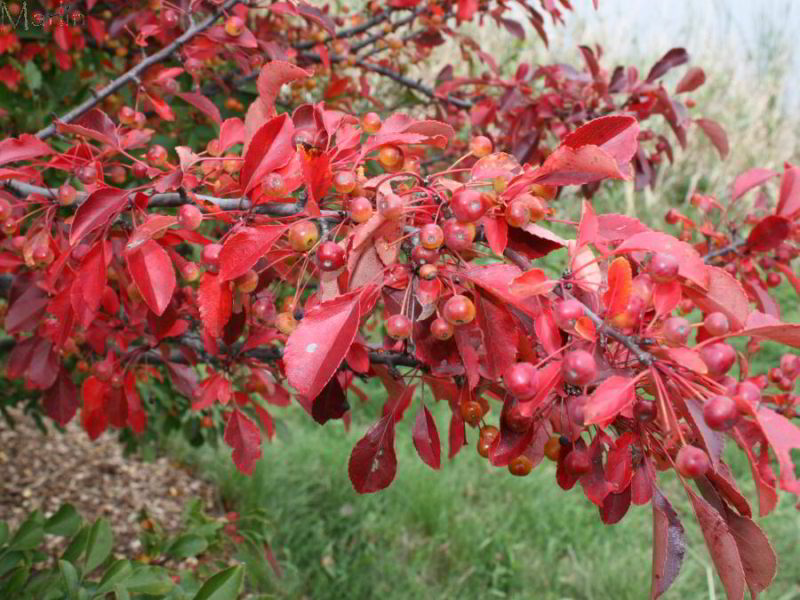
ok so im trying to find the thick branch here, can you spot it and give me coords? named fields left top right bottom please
left=2, top=179, right=308, bottom=216
left=35, top=0, right=242, bottom=140
left=502, top=247, right=654, bottom=366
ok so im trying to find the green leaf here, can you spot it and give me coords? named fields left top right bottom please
left=166, top=534, right=208, bottom=559
left=192, top=565, right=244, bottom=600
left=22, top=61, right=42, bottom=91
left=62, top=526, right=90, bottom=563
left=85, top=519, right=113, bottom=573
left=113, top=584, right=131, bottom=600
left=9, top=515, right=44, bottom=550
left=59, top=560, right=79, bottom=598
left=0, top=521, right=8, bottom=546
left=95, top=559, right=133, bottom=594
left=46, top=505, right=82, bottom=537
left=0, top=550, right=23, bottom=577
left=124, top=566, right=174, bottom=595
left=3, top=565, right=30, bottom=596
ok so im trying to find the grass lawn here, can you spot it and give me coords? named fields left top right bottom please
left=173, top=367, right=799, bottom=599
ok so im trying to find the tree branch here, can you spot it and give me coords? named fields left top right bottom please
left=502, top=247, right=654, bottom=366
left=702, top=239, right=746, bottom=263
left=355, top=59, right=472, bottom=108
left=35, top=0, right=243, bottom=140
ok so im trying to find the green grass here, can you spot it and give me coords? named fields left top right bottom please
left=172, top=391, right=800, bottom=600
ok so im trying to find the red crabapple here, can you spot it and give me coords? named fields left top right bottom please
left=442, top=294, right=476, bottom=326
left=676, top=446, right=710, bottom=478
left=503, top=362, right=539, bottom=400
left=562, top=350, right=596, bottom=386
left=703, top=395, right=739, bottom=430
left=703, top=312, right=729, bottom=336
left=386, top=314, right=412, bottom=339
left=648, top=253, right=679, bottom=283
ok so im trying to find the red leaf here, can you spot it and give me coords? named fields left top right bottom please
left=615, top=232, right=708, bottom=289
left=219, top=117, right=245, bottom=152
left=682, top=266, right=749, bottom=331
left=197, top=272, right=232, bottom=338
left=595, top=214, right=651, bottom=243
left=219, top=225, right=285, bottom=282
left=82, top=376, right=109, bottom=441
left=686, top=488, right=746, bottom=600
left=127, top=215, right=177, bottom=251
left=650, top=487, right=686, bottom=599
left=776, top=162, right=800, bottom=218
left=745, top=215, right=791, bottom=253
left=176, top=92, right=221, bottom=124
left=562, top=115, right=640, bottom=168
left=646, top=48, right=689, bottom=82
left=309, top=376, right=350, bottom=424
left=284, top=288, right=366, bottom=401
left=694, top=118, right=729, bottom=159
left=652, top=280, right=681, bottom=318
left=474, top=292, right=518, bottom=380
left=74, top=240, right=107, bottom=317
left=256, top=61, right=312, bottom=116
left=604, top=257, right=632, bottom=318
left=412, top=405, right=441, bottom=470
left=532, top=144, right=627, bottom=186
left=675, top=66, right=706, bottom=93
left=126, top=240, right=175, bottom=316
left=752, top=406, right=800, bottom=496
left=481, top=216, right=508, bottom=255
left=299, top=146, right=332, bottom=214
left=464, top=264, right=540, bottom=318
left=224, top=409, right=263, bottom=475
left=509, top=268, right=557, bottom=297
left=240, top=113, right=295, bottom=195
left=146, top=92, right=174, bottom=121
left=348, top=414, right=397, bottom=493
left=583, top=375, right=636, bottom=428
left=5, top=278, right=49, bottom=334
left=457, top=0, right=478, bottom=20
left=724, top=510, right=777, bottom=597
left=0, top=134, right=52, bottom=166
left=56, top=109, right=119, bottom=148
left=448, top=410, right=466, bottom=459
left=730, top=168, right=777, bottom=203
left=43, top=369, right=78, bottom=426
left=70, top=188, right=130, bottom=246
left=600, top=488, right=631, bottom=525
left=577, top=200, right=599, bottom=248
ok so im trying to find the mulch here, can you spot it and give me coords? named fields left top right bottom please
left=0, top=409, right=221, bottom=557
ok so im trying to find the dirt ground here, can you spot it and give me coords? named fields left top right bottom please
left=0, top=409, right=221, bottom=555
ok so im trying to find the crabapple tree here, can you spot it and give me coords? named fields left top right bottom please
left=0, top=1, right=799, bottom=598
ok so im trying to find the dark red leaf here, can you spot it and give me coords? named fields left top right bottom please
left=5, top=278, right=49, bottom=334
left=125, top=240, right=175, bottom=316
left=695, top=118, right=729, bottom=159
left=686, top=487, right=746, bottom=600
left=69, top=188, right=130, bottom=246
left=448, top=409, right=466, bottom=459
left=562, top=115, right=640, bottom=168
left=650, top=487, right=686, bottom=599
left=646, top=48, right=689, bottom=82
left=224, top=409, right=263, bottom=475
left=724, top=507, right=777, bottom=596
left=474, top=291, right=518, bottom=380
left=219, top=225, right=285, bottom=282
left=600, top=487, right=631, bottom=525
left=412, top=405, right=441, bottom=470
left=310, top=376, right=350, bottom=424
left=43, top=369, right=78, bottom=426
left=348, top=414, right=397, bottom=493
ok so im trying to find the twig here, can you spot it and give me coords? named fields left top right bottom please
left=35, top=0, right=242, bottom=140
left=702, top=239, right=746, bottom=263
left=355, top=60, right=472, bottom=108
left=502, top=247, right=654, bottom=366
left=293, top=10, right=391, bottom=51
